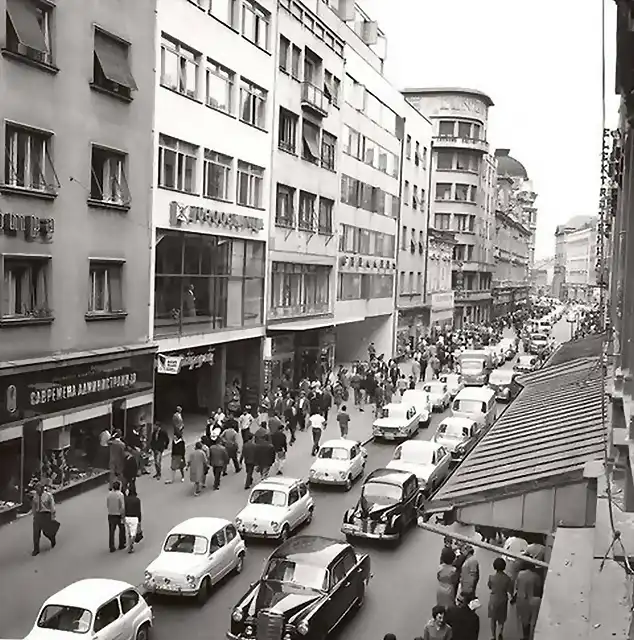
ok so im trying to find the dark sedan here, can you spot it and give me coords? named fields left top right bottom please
left=487, top=369, right=521, bottom=402
left=228, top=535, right=371, bottom=640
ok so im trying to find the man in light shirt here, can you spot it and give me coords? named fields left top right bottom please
left=309, top=412, right=325, bottom=456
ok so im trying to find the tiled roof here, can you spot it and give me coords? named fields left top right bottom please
left=547, top=333, right=605, bottom=367
left=432, top=357, right=606, bottom=507
left=515, top=357, right=600, bottom=387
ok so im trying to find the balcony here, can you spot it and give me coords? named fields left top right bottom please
left=301, top=82, right=329, bottom=117
left=455, top=289, right=492, bottom=302
left=268, top=302, right=331, bottom=321
left=433, top=135, right=489, bottom=153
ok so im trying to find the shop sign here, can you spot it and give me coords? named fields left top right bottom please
left=169, top=201, right=264, bottom=233
left=0, top=352, right=154, bottom=427
left=0, top=211, right=54, bottom=241
left=156, top=347, right=215, bottom=375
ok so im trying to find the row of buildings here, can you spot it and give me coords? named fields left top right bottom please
left=0, top=0, right=536, bottom=514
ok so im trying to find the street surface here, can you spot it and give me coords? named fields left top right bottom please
left=0, top=325, right=561, bottom=640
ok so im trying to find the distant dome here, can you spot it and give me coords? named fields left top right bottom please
left=495, top=149, right=528, bottom=179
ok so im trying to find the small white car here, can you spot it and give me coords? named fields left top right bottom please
left=422, top=381, right=451, bottom=411
left=27, top=579, right=152, bottom=640
left=514, top=354, right=540, bottom=373
left=401, top=389, right=432, bottom=426
left=144, top=517, right=245, bottom=603
left=308, top=439, right=367, bottom=490
left=438, top=373, right=464, bottom=399
left=372, top=403, right=421, bottom=440
left=433, top=416, right=478, bottom=456
left=386, top=441, right=452, bottom=492
left=235, top=477, right=314, bottom=542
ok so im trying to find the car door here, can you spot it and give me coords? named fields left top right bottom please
left=349, top=444, right=361, bottom=477
left=118, top=590, right=143, bottom=640
left=208, top=528, right=227, bottom=583
left=401, top=476, right=417, bottom=525
left=221, top=525, right=239, bottom=576
left=328, top=556, right=356, bottom=627
left=406, top=407, right=416, bottom=435
left=287, top=487, right=301, bottom=529
left=93, top=599, right=124, bottom=640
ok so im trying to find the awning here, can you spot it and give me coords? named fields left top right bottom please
left=94, top=32, right=138, bottom=90
left=267, top=317, right=335, bottom=332
left=6, top=0, right=47, bottom=52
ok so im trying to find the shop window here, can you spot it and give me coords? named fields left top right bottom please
left=0, top=436, right=23, bottom=514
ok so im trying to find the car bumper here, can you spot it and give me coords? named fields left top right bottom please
left=341, top=523, right=399, bottom=541
left=237, top=527, right=279, bottom=539
left=372, top=430, right=409, bottom=440
left=309, top=475, right=348, bottom=486
left=143, top=582, right=197, bottom=596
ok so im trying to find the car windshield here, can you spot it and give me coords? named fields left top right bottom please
left=163, top=533, right=208, bottom=554
left=263, top=558, right=328, bottom=591
left=37, top=605, right=92, bottom=634
left=454, top=400, right=485, bottom=414
left=438, top=423, right=468, bottom=439
left=249, top=489, right=287, bottom=506
left=489, top=371, right=512, bottom=384
left=362, top=482, right=403, bottom=505
left=461, top=360, right=483, bottom=371
left=318, top=446, right=349, bottom=460
left=395, top=444, right=434, bottom=465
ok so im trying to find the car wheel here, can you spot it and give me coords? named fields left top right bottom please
left=344, top=475, right=353, bottom=491
left=136, top=623, right=151, bottom=640
left=234, top=553, right=245, bottom=575
left=196, top=576, right=211, bottom=605
left=279, top=524, right=291, bottom=542
left=305, top=507, right=314, bottom=525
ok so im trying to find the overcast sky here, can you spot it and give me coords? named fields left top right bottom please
left=362, top=0, right=620, bottom=259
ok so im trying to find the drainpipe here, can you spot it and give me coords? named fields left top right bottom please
left=392, top=115, right=407, bottom=357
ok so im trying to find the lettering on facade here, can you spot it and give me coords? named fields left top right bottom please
left=438, top=96, right=485, bottom=116
left=0, top=212, right=54, bottom=241
left=30, top=373, right=137, bottom=407
left=169, top=201, right=264, bottom=233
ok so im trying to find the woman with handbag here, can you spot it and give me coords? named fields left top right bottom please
left=124, top=487, right=142, bottom=553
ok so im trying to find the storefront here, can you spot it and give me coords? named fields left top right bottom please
left=396, top=309, right=426, bottom=357
left=429, top=292, right=455, bottom=333
left=0, top=347, right=155, bottom=522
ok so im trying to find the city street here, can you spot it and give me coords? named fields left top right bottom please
left=0, top=346, right=525, bottom=640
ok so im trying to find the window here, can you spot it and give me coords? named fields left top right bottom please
left=358, top=229, right=370, bottom=254
left=412, top=185, right=418, bottom=210
left=399, top=271, right=405, bottom=294
left=160, top=35, right=198, bottom=98
left=321, top=131, right=336, bottom=171
left=205, top=60, right=233, bottom=113
left=458, top=122, right=471, bottom=139
left=291, top=45, right=301, bottom=79
left=468, top=214, right=476, bottom=231
left=203, top=150, right=232, bottom=201
left=435, top=183, right=452, bottom=200
left=240, top=79, right=267, bottom=128
left=270, top=263, right=330, bottom=316
left=278, top=108, right=298, bottom=153
left=210, top=0, right=238, bottom=27
left=90, top=146, right=130, bottom=206
left=324, top=70, right=340, bottom=106
left=437, top=151, right=453, bottom=170
left=279, top=35, right=290, bottom=71
left=403, top=181, right=410, bottom=204
left=298, top=191, right=316, bottom=231
left=94, top=601, right=120, bottom=633
left=455, top=214, right=469, bottom=231
left=415, top=141, right=420, bottom=166
left=119, top=591, right=139, bottom=615
left=4, top=123, right=59, bottom=194
left=92, top=29, right=137, bottom=99
left=405, top=135, right=411, bottom=159
left=401, top=226, right=407, bottom=250
left=438, top=121, right=454, bottom=137
left=158, top=134, right=198, bottom=193
left=275, top=184, right=295, bottom=227
left=302, top=120, right=320, bottom=163
left=455, top=184, right=470, bottom=202
left=434, top=213, right=451, bottom=230
left=225, top=524, right=237, bottom=541
left=88, top=262, right=124, bottom=314
left=318, top=198, right=333, bottom=234
left=241, top=0, right=270, bottom=50
left=237, top=161, right=264, bottom=207
left=2, top=257, right=49, bottom=318
left=5, top=0, right=53, bottom=66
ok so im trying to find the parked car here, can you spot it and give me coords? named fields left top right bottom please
left=342, top=468, right=422, bottom=544
left=528, top=333, right=550, bottom=355
left=401, top=389, right=432, bottom=426
left=235, top=477, right=314, bottom=542
left=143, top=517, right=245, bottom=603
left=433, top=417, right=479, bottom=459
left=386, top=441, right=453, bottom=493
left=27, top=579, right=152, bottom=640
left=422, top=381, right=451, bottom=411
left=372, top=403, right=421, bottom=440
left=228, top=536, right=371, bottom=640
left=438, top=373, right=465, bottom=398
left=309, top=439, right=367, bottom=490
left=488, top=369, right=521, bottom=402
left=514, top=354, right=541, bottom=373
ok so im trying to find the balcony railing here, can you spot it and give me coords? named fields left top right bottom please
left=268, top=302, right=330, bottom=320
left=301, top=82, right=329, bottom=117
left=433, top=135, right=489, bottom=153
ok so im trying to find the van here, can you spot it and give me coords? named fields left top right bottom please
left=458, top=350, right=492, bottom=386
left=451, top=386, right=497, bottom=429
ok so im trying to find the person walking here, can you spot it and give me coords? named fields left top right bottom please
left=166, top=432, right=186, bottom=483
left=124, top=487, right=142, bottom=554
left=31, top=482, right=58, bottom=556
left=297, top=392, right=310, bottom=430
left=422, top=605, right=453, bottom=640
left=122, top=450, right=138, bottom=495
left=309, top=411, right=326, bottom=456
left=221, top=420, right=241, bottom=474
left=256, top=435, right=276, bottom=478
left=107, top=481, right=126, bottom=553
left=238, top=406, right=254, bottom=443
left=336, top=405, right=351, bottom=438
left=321, top=386, right=333, bottom=422
left=108, top=431, right=126, bottom=488
left=445, top=593, right=479, bottom=640
left=148, top=422, right=169, bottom=480
left=208, top=434, right=229, bottom=490
left=437, top=546, right=459, bottom=608
left=487, top=557, right=513, bottom=640
left=283, top=396, right=298, bottom=445
left=396, top=374, right=408, bottom=397
left=240, top=433, right=258, bottom=489
left=172, top=405, right=184, bottom=435
left=459, top=545, right=480, bottom=601
left=514, top=561, right=542, bottom=640
left=271, top=426, right=287, bottom=475
left=187, top=441, right=208, bottom=496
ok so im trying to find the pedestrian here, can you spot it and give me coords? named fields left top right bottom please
left=240, top=432, right=258, bottom=489
left=108, top=431, right=125, bottom=487
left=106, top=481, right=126, bottom=553
left=271, top=426, right=287, bottom=475
left=124, top=487, right=142, bottom=554
left=31, top=482, right=58, bottom=556
left=187, top=441, right=207, bottom=496
left=422, top=604, right=453, bottom=640
left=221, top=420, right=241, bottom=473
left=408, top=375, right=416, bottom=390
left=437, top=546, right=459, bottom=608
left=283, top=396, right=297, bottom=444
left=336, top=405, right=351, bottom=438
left=148, top=422, right=169, bottom=480
left=309, top=411, right=326, bottom=456
left=445, top=593, right=479, bottom=640
left=239, top=405, right=254, bottom=443
left=297, top=392, right=310, bottom=429
left=254, top=420, right=270, bottom=444
left=397, top=374, right=408, bottom=397
left=122, top=450, right=138, bottom=495
left=166, top=432, right=186, bottom=483
left=487, top=557, right=513, bottom=640
left=459, top=545, right=479, bottom=601
left=269, top=411, right=283, bottom=434
left=256, top=435, right=276, bottom=478
left=208, top=433, right=229, bottom=490
left=412, top=357, right=421, bottom=382
left=322, top=385, right=333, bottom=422
left=514, top=561, right=542, bottom=640
left=172, top=405, right=184, bottom=435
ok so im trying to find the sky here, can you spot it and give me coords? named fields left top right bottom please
left=361, top=0, right=620, bottom=259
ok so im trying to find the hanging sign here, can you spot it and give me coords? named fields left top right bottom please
left=156, top=354, right=182, bottom=375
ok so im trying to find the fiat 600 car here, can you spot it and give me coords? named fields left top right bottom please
left=341, top=468, right=422, bottom=544
left=308, top=439, right=367, bottom=490
left=372, top=403, right=420, bottom=440
left=228, top=535, right=371, bottom=640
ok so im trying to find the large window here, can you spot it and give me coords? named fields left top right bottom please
left=237, top=161, right=264, bottom=207
left=340, top=174, right=398, bottom=218
left=160, top=35, right=199, bottom=98
left=206, top=60, right=233, bottom=113
left=88, top=262, right=124, bottom=315
left=241, top=0, right=270, bottom=50
left=436, top=151, right=453, bottom=170
left=154, top=232, right=265, bottom=332
left=438, top=121, right=455, bottom=137
left=203, top=150, right=232, bottom=201
left=318, top=198, right=333, bottom=235
left=298, top=191, right=316, bottom=231
left=337, top=273, right=393, bottom=301
left=158, top=134, right=198, bottom=193
left=92, top=29, right=137, bottom=100
left=275, top=184, right=295, bottom=228
left=278, top=108, right=298, bottom=153
left=270, top=263, right=330, bottom=318
left=90, top=146, right=130, bottom=206
left=240, top=79, right=267, bottom=128
left=321, top=131, right=336, bottom=171
left=435, top=183, right=452, bottom=200
left=5, top=0, right=53, bottom=66
left=2, top=257, right=50, bottom=318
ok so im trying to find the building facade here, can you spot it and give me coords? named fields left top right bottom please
left=395, top=101, right=433, bottom=356
left=425, top=228, right=456, bottom=334
left=403, top=88, right=495, bottom=328
left=151, top=0, right=275, bottom=418
left=0, top=0, right=157, bottom=519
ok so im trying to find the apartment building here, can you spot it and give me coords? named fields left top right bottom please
left=266, top=0, right=345, bottom=388
left=0, top=0, right=157, bottom=520
left=425, top=228, right=456, bottom=332
left=151, top=0, right=275, bottom=417
left=404, top=88, right=496, bottom=328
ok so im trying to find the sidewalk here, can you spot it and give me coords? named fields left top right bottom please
left=0, top=403, right=375, bottom=637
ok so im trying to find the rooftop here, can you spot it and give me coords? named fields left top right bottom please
left=401, top=87, right=494, bottom=107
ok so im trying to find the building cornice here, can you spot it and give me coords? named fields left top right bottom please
left=495, top=208, right=531, bottom=237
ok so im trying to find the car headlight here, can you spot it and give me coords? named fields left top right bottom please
left=144, top=571, right=152, bottom=581
left=270, top=521, right=280, bottom=530
left=337, top=471, right=347, bottom=479
left=186, top=574, right=196, bottom=584
left=309, top=468, right=316, bottom=476
left=232, top=609, right=244, bottom=622
left=297, top=620, right=310, bottom=635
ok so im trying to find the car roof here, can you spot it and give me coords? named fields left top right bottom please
left=270, top=535, right=350, bottom=566
left=42, top=579, right=137, bottom=611
left=454, top=386, right=494, bottom=400
left=255, top=476, right=301, bottom=490
left=439, top=416, right=476, bottom=429
left=490, top=368, right=514, bottom=378
left=366, top=467, right=416, bottom=486
left=320, top=439, right=358, bottom=449
left=519, top=354, right=535, bottom=360
left=167, top=517, right=230, bottom=537
left=400, top=440, right=443, bottom=454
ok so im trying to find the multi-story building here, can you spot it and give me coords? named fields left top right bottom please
left=0, top=0, right=157, bottom=519
left=151, top=0, right=275, bottom=417
left=403, top=88, right=496, bottom=327
left=395, top=102, right=433, bottom=355
left=425, top=228, right=456, bottom=333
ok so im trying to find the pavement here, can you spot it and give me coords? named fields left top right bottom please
left=0, top=346, right=530, bottom=640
